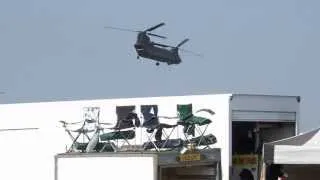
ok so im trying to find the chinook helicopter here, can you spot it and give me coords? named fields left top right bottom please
left=104, top=22, right=201, bottom=66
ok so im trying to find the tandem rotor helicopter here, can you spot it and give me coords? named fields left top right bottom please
left=104, top=22, right=202, bottom=66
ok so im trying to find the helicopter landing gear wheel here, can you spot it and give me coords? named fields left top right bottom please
left=156, top=62, right=160, bottom=66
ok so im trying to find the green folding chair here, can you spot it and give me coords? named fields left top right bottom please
left=176, top=104, right=217, bottom=148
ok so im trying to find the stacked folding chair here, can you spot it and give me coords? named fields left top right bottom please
left=176, top=104, right=217, bottom=149
left=59, top=107, right=113, bottom=153
left=99, top=106, right=141, bottom=152
left=141, top=105, right=183, bottom=151
left=59, top=120, right=92, bottom=153
left=60, top=109, right=96, bottom=152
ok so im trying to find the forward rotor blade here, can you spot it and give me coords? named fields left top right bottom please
left=147, top=33, right=167, bottom=39
left=145, top=22, right=165, bottom=32
left=177, top=38, right=189, bottom=48
left=104, top=26, right=140, bottom=33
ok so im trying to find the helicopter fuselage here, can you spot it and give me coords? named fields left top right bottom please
left=134, top=33, right=182, bottom=65
left=104, top=22, right=193, bottom=66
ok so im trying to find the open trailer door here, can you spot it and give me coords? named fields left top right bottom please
left=55, top=152, right=158, bottom=180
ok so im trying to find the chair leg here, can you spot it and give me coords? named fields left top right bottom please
left=110, top=142, right=119, bottom=152
left=180, top=124, right=213, bottom=149
left=61, top=127, right=82, bottom=152
left=100, top=140, right=119, bottom=152
left=116, top=129, right=137, bottom=151
left=181, top=125, right=193, bottom=145
left=160, top=127, right=176, bottom=149
left=144, top=129, right=160, bottom=151
left=68, top=132, right=82, bottom=152
left=194, top=124, right=211, bottom=148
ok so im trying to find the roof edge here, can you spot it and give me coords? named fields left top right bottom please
left=265, top=127, right=320, bottom=145
left=0, top=93, right=300, bottom=106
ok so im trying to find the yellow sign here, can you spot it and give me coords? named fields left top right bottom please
left=179, top=153, right=201, bottom=162
left=232, top=154, right=259, bottom=180
left=232, top=154, right=258, bottom=165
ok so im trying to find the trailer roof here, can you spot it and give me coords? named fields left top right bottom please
left=0, top=93, right=300, bottom=105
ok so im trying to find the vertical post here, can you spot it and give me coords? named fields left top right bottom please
left=216, top=162, right=222, bottom=180
left=259, top=145, right=266, bottom=180
left=158, top=166, right=162, bottom=180
left=259, top=162, right=267, bottom=180
left=54, top=155, right=58, bottom=180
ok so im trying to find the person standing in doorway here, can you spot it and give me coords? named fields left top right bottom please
left=239, top=168, right=254, bottom=180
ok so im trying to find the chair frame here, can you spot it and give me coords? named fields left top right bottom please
left=176, top=104, right=215, bottom=149
left=99, top=105, right=140, bottom=152
left=141, top=105, right=182, bottom=151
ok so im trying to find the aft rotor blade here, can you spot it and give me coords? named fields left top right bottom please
left=147, top=33, right=167, bottom=39
left=180, top=48, right=203, bottom=57
left=177, top=38, right=189, bottom=48
left=104, top=26, right=140, bottom=33
left=145, top=22, right=165, bottom=32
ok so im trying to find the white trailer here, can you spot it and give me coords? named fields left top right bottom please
left=55, top=149, right=222, bottom=180
left=55, top=153, right=159, bottom=180
left=0, top=93, right=301, bottom=180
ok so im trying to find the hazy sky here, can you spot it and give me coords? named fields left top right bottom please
left=0, top=0, right=319, bottom=132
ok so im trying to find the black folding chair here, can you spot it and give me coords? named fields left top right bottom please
left=141, top=105, right=183, bottom=151
left=99, top=106, right=140, bottom=152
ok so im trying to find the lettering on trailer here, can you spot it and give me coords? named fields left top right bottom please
left=232, top=154, right=258, bottom=165
left=179, top=152, right=202, bottom=162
